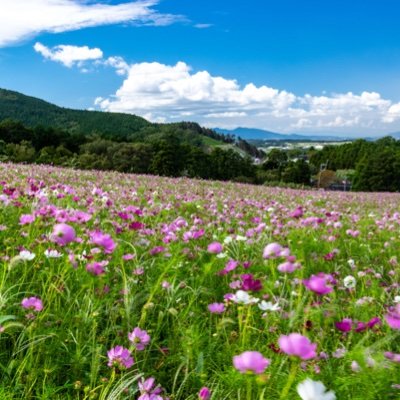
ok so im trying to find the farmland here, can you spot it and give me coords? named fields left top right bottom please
left=0, top=162, right=399, bottom=399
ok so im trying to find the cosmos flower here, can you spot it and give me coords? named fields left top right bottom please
left=21, top=297, right=43, bottom=312
left=19, top=214, right=35, bottom=225
left=335, top=318, right=353, bottom=332
left=233, top=351, right=270, bottom=374
left=107, top=346, right=134, bottom=369
left=232, top=290, right=259, bottom=305
left=208, top=303, right=225, bottom=314
left=384, top=352, right=400, bottom=363
left=297, top=378, right=336, bottom=400
left=18, top=250, right=35, bottom=261
left=198, top=387, right=211, bottom=400
left=207, top=242, right=223, bottom=254
left=258, top=300, right=280, bottom=312
left=263, top=243, right=283, bottom=259
left=89, top=231, right=116, bottom=254
left=128, top=327, right=151, bottom=351
left=44, top=249, right=62, bottom=258
left=278, top=333, right=317, bottom=360
left=303, top=274, right=334, bottom=295
left=343, top=275, right=356, bottom=289
left=385, top=304, right=400, bottom=330
left=86, top=261, right=108, bottom=276
left=51, top=223, right=76, bottom=246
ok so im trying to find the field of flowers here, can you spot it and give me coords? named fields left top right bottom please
left=0, top=162, right=399, bottom=399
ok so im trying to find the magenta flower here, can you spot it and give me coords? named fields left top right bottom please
left=240, top=274, right=263, bottom=292
left=138, top=377, right=163, bottom=400
left=208, top=303, right=225, bottom=314
left=367, top=317, right=381, bottom=329
left=19, top=214, right=35, bottom=225
left=198, top=387, right=211, bottom=400
left=384, top=352, right=400, bottom=363
left=86, top=261, right=108, bottom=276
left=263, top=243, right=283, bottom=259
left=21, top=297, right=43, bottom=312
left=232, top=351, right=270, bottom=374
left=107, top=346, right=134, bottom=369
left=277, top=261, right=298, bottom=273
left=335, top=318, right=353, bottom=332
left=89, top=231, right=116, bottom=254
left=278, top=333, right=317, bottom=360
left=51, top=223, right=76, bottom=245
left=207, top=242, right=223, bottom=254
left=385, top=304, right=400, bottom=330
left=303, top=273, right=334, bottom=295
left=128, top=327, right=151, bottom=351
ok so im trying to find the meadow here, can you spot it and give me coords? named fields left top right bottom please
left=0, top=162, right=399, bottom=399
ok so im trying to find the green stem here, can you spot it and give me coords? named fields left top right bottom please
left=246, top=376, right=252, bottom=400
left=279, top=360, right=298, bottom=400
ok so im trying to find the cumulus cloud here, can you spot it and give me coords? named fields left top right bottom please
left=34, top=42, right=103, bottom=68
left=0, top=0, right=183, bottom=47
left=94, top=60, right=400, bottom=134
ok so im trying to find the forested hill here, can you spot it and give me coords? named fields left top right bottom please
left=0, top=88, right=237, bottom=147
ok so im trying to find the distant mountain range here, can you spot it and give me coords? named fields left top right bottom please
left=215, top=127, right=400, bottom=142
left=214, top=127, right=355, bottom=141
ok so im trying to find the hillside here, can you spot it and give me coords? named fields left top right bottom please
left=0, top=88, right=233, bottom=147
left=0, top=88, right=151, bottom=137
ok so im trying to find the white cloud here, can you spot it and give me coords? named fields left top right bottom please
left=95, top=60, right=400, bottom=134
left=0, top=0, right=183, bottom=47
left=34, top=42, right=103, bottom=67
left=194, top=24, right=213, bottom=29
left=103, top=56, right=130, bottom=76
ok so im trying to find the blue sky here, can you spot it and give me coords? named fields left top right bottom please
left=1, top=0, right=400, bottom=136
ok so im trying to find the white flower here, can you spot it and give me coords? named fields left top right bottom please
left=216, top=252, right=228, bottom=259
left=44, top=249, right=62, bottom=258
left=343, top=275, right=356, bottom=289
left=297, top=378, right=336, bottom=400
left=224, top=236, right=233, bottom=244
left=233, top=290, right=259, bottom=305
left=235, top=235, right=247, bottom=241
left=19, top=250, right=36, bottom=261
left=347, top=259, right=355, bottom=268
left=258, top=300, right=280, bottom=311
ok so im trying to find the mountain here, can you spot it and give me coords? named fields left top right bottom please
left=0, top=88, right=237, bottom=145
left=0, top=88, right=153, bottom=137
left=215, top=127, right=352, bottom=141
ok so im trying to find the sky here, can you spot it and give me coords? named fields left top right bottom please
left=1, top=0, right=400, bottom=136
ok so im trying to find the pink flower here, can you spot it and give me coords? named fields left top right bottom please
left=198, top=387, right=211, bottom=400
left=86, top=261, right=108, bottom=276
left=207, top=242, right=223, bottom=254
left=128, top=327, right=151, bottom=351
left=303, top=273, right=334, bottom=295
left=138, top=377, right=164, bottom=400
left=232, top=351, right=270, bottom=374
left=335, top=318, right=353, bottom=332
left=208, top=303, right=225, bottom=314
left=19, top=214, right=35, bottom=225
left=107, top=346, right=134, bottom=369
left=277, top=261, right=298, bottom=273
left=51, top=223, right=76, bottom=246
left=89, top=231, right=116, bottom=254
left=21, top=297, right=43, bottom=312
left=263, top=243, right=283, bottom=259
left=278, top=333, right=317, bottom=360
left=384, top=352, right=400, bottom=363
left=385, top=304, right=400, bottom=330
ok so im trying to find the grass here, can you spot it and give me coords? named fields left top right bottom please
left=0, top=162, right=399, bottom=399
